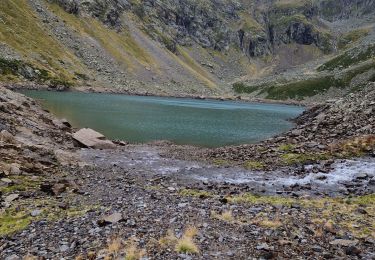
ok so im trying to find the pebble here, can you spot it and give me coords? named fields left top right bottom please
left=31, top=210, right=42, bottom=217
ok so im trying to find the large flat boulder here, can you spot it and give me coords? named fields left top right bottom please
left=73, top=128, right=115, bottom=149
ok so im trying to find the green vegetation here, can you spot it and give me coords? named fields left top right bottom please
left=280, top=152, right=329, bottom=165
left=276, top=14, right=309, bottom=26
left=175, top=227, right=199, bottom=254
left=338, top=28, right=370, bottom=49
left=243, top=160, right=265, bottom=170
left=212, top=159, right=230, bottom=166
left=318, top=44, right=375, bottom=71
left=228, top=193, right=295, bottom=205
left=228, top=193, right=375, bottom=238
left=179, top=189, right=212, bottom=198
left=264, top=75, right=339, bottom=100
left=256, top=60, right=375, bottom=100
left=0, top=197, right=99, bottom=236
left=237, top=12, right=263, bottom=33
left=0, top=57, right=72, bottom=87
left=232, top=82, right=260, bottom=94
left=175, top=46, right=217, bottom=89
left=47, top=2, right=155, bottom=70
left=0, top=175, right=41, bottom=194
left=0, top=210, right=31, bottom=236
left=278, top=143, right=296, bottom=151
left=273, top=0, right=311, bottom=10
left=0, top=0, right=88, bottom=83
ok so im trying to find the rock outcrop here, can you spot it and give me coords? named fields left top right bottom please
left=73, top=128, right=115, bottom=149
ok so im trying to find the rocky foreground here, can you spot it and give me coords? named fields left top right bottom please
left=0, top=86, right=374, bottom=259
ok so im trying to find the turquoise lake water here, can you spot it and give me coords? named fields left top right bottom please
left=22, top=91, right=304, bottom=147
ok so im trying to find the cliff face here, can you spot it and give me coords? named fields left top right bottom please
left=52, top=0, right=374, bottom=58
left=0, top=0, right=374, bottom=96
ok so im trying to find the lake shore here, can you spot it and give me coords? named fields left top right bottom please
left=2, top=82, right=313, bottom=107
left=0, top=85, right=374, bottom=259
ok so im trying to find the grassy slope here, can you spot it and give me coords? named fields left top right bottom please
left=0, top=0, right=88, bottom=82
left=0, top=0, right=219, bottom=91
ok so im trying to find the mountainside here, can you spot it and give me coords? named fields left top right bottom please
left=0, top=0, right=374, bottom=98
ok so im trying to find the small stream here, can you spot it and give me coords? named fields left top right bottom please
left=80, top=146, right=375, bottom=196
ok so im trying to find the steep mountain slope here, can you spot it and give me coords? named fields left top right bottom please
left=0, top=0, right=374, bottom=98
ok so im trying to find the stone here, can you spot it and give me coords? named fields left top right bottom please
left=1, top=178, right=13, bottom=184
left=4, top=193, right=19, bottom=203
left=40, top=182, right=68, bottom=195
left=10, top=163, right=21, bottom=175
left=345, top=246, right=361, bottom=256
left=355, top=172, right=368, bottom=180
left=98, top=212, right=123, bottom=226
left=59, top=245, right=69, bottom=253
left=73, top=128, right=115, bottom=149
left=31, top=209, right=42, bottom=217
left=256, top=243, right=274, bottom=251
left=5, top=254, right=21, bottom=260
left=329, top=239, right=358, bottom=247
left=0, top=130, right=16, bottom=143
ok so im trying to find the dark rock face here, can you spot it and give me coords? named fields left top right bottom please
left=50, top=0, right=374, bottom=58
left=317, top=0, right=375, bottom=21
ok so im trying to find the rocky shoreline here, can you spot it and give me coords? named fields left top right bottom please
left=2, top=82, right=311, bottom=107
left=0, top=85, right=374, bottom=259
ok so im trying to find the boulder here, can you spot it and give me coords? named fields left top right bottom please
left=0, top=130, right=16, bottom=144
left=97, top=212, right=123, bottom=226
left=72, top=128, right=115, bottom=149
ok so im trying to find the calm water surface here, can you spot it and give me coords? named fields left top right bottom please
left=22, top=91, right=304, bottom=147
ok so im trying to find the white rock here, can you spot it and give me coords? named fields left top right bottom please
left=73, top=128, right=115, bottom=149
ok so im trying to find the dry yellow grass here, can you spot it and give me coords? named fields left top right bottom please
left=211, top=210, right=234, bottom=222
left=0, top=0, right=88, bottom=81
left=159, top=226, right=200, bottom=254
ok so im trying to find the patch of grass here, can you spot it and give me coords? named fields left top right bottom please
left=47, top=2, right=155, bottom=70
left=0, top=196, right=99, bottom=236
left=175, top=226, right=199, bottom=254
left=232, top=82, right=260, bottom=94
left=278, top=143, right=296, bottom=152
left=228, top=193, right=375, bottom=238
left=258, top=219, right=283, bottom=229
left=264, top=75, right=340, bottom=100
left=331, top=135, right=375, bottom=158
left=125, top=240, right=145, bottom=260
left=0, top=0, right=88, bottom=81
left=264, top=60, right=375, bottom=100
left=338, top=28, right=370, bottom=49
left=212, top=159, right=230, bottom=166
left=175, top=46, right=217, bottom=89
left=0, top=175, right=41, bottom=194
left=228, top=193, right=295, bottom=206
left=159, top=230, right=178, bottom=248
left=211, top=210, right=234, bottom=222
left=0, top=210, right=31, bottom=236
left=318, top=44, right=375, bottom=71
left=272, top=0, right=310, bottom=11
left=237, top=11, right=263, bottom=33
left=107, top=237, right=122, bottom=258
left=243, top=160, right=265, bottom=170
left=179, top=189, right=212, bottom=198
left=280, top=152, right=329, bottom=165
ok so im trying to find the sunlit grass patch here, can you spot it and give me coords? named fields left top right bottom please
left=0, top=210, right=31, bottom=236
left=211, top=210, right=234, bottom=222
left=175, top=226, right=199, bottom=254
left=243, top=160, right=265, bottom=170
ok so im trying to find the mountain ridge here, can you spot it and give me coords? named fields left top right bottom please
left=0, top=0, right=374, bottom=100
